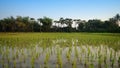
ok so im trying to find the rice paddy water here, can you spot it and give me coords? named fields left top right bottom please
left=0, top=33, right=120, bottom=68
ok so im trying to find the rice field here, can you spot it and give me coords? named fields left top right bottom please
left=0, top=33, right=120, bottom=68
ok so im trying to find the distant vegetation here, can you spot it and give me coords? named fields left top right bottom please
left=0, top=14, right=120, bottom=32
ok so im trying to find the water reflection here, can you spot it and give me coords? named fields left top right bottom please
left=0, top=44, right=120, bottom=68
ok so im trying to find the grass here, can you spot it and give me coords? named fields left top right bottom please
left=0, top=33, right=120, bottom=49
left=0, top=32, right=120, bottom=68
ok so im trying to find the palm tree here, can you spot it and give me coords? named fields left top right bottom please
left=65, top=18, right=73, bottom=27
left=59, top=17, right=65, bottom=28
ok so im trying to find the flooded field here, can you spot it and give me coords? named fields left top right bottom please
left=0, top=33, right=120, bottom=68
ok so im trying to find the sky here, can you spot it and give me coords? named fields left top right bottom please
left=0, top=0, right=120, bottom=21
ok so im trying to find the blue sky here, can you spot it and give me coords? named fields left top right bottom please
left=0, top=0, right=120, bottom=20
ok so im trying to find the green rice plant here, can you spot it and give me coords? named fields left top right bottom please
left=58, top=57, right=62, bottom=68
left=91, top=54, right=95, bottom=62
left=44, top=52, right=50, bottom=65
left=56, top=49, right=62, bottom=68
left=0, top=60, right=4, bottom=68
left=89, top=63, right=94, bottom=68
left=69, top=46, right=72, bottom=53
left=7, top=57, right=10, bottom=64
left=111, top=58, right=115, bottom=68
left=23, top=57, right=26, bottom=63
left=15, top=51, right=19, bottom=58
left=104, top=56, right=107, bottom=65
left=66, top=50, right=71, bottom=62
left=13, top=60, right=16, bottom=68
left=0, top=33, right=120, bottom=68
left=84, top=52, right=88, bottom=68
left=44, top=64, right=48, bottom=68
left=35, top=52, right=40, bottom=60
left=5, top=64, right=8, bottom=68
left=110, top=50, right=113, bottom=61
left=105, top=64, right=108, bottom=68
left=19, top=55, right=23, bottom=63
left=56, top=64, right=59, bottom=68
left=118, top=56, right=120, bottom=67
left=79, top=53, right=82, bottom=63
left=31, top=57, right=35, bottom=68
left=98, top=55, right=102, bottom=68
left=72, top=58, right=77, bottom=68
left=81, top=46, right=86, bottom=54
left=87, top=46, right=91, bottom=57
left=75, top=46, right=79, bottom=58
left=57, top=56, right=62, bottom=68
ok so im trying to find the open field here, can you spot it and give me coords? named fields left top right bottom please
left=0, top=33, right=120, bottom=68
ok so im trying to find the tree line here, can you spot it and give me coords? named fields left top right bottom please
left=0, top=14, right=120, bottom=32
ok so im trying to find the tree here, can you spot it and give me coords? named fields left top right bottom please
left=0, top=16, right=16, bottom=32
left=63, top=18, right=73, bottom=32
left=84, top=19, right=103, bottom=32
left=59, top=17, right=65, bottom=28
left=31, top=21, right=41, bottom=32
left=0, top=20, right=4, bottom=32
left=9, top=16, right=16, bottom=32
left=74, top=19, right=86, bottom=31
left=104, top=14, right=120, bottom=32
left=78, top=22, right=84, bottom=31
left=114, top=14, right=120, bottom=24
left=0, top=14, right=119, bottom=32
left=15, top=16, right=26, bottom=31
left=104, top=19, right=119, bottom=32
left=38, top=17, right=52, bottom=32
